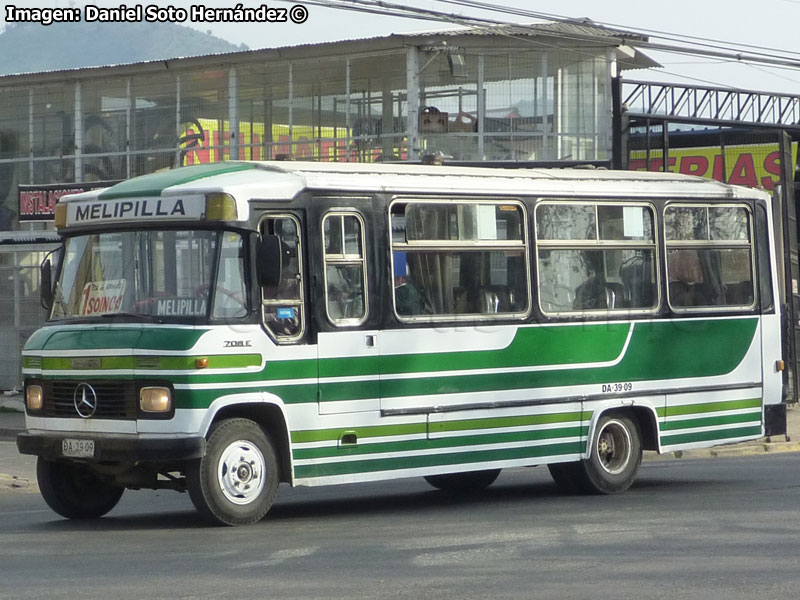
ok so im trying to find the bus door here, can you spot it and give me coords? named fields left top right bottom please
left=312, top=199, right=381, bottom=415
left=260, top=212, right=309, bottom=345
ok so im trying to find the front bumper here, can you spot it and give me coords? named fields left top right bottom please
left=17, top=431, right=205, bottom=463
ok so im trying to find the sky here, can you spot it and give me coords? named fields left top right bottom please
left=3, top=0, right=800, bottom=94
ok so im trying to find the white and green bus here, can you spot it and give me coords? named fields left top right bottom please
left=17, top=161, right=787, bottom=525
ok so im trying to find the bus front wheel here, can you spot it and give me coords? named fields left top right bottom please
left=37, top=458, right=124, bottom=519
left=188, top=418, right=279, bottom=526
left=548, top=413, right=642, bottom=495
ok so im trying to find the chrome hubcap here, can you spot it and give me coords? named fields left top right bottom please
left=595, top=419, right=632, bottom=475
left=217, top=440, right=266, bottom=505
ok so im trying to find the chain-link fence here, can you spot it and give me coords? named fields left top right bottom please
left=0, top=243, right=57, bottom=391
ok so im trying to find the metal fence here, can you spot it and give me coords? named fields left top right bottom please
left=0, top=239, right=58, bottom=391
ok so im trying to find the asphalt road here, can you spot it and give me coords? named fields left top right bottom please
left=1, top=454, right=799, bottom=600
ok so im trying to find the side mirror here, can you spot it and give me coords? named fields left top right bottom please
left=257, top=234, right=282, bottom=287
left=41, top=258, right=53, bottom=311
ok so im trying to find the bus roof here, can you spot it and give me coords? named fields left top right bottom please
left=58, top=161, right=770, bottom=228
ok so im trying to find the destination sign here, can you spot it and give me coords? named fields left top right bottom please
left=66, top=196, right=205, bottom=226
left=156, top=297, right=208, bottom=317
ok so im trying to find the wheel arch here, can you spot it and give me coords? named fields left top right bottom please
left=585, top=400, right=662, bottom=457
left=203, top=393, right=293, bottom=484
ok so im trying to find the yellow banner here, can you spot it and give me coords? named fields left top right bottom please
left=630, top=142, right=798, bottom=191
left=179, top=118, right=391, bottom=164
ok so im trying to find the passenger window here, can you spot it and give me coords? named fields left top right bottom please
left=755, top=205, right=774, bottom=312
left=390, top=200, right=530, bottom=320
left=260, top=215, right=305, bottom=341
left=211, top=232, right=248, bottom=319
left=665, top=204, right=755, bottom=310
left=535, top=202, right=658, bottom=314
left=322, top=212, right=368, bottom=325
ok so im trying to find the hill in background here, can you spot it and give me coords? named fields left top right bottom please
left=0, top=21, right=247, bottom=75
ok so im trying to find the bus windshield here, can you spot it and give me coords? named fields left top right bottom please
left=51, top=229, right=248, bottom=321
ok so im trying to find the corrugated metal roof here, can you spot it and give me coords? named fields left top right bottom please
left=0, top=21, right=654, bottom=82
left=407, top=20, right=649, bottom=42
left=0, top=230, right=60, bottom=245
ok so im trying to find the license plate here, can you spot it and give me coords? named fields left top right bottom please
left=62, top=439, right=95, bottom=458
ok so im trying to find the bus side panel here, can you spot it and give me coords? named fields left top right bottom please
left=291, top=316, right=765, bottom=486
left=288, top=404, right=586, bottom=487
left=660, top=317, right=764, bottom=452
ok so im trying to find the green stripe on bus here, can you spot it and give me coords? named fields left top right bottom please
left=98, top=163, right=258, bottom=200
left=661, top=411, right=761, bottom=432
left=319, top=379, right=379, bottom=402
left=429, top=411, right=586, bottom=434
left=661, top=425, right=762, bottom=446
left=663, top=398, right=761, bottom=418
left=291, top=411, right=586, bottom=444
left=173, top=384, right=318, bottom=409
left=377, top=319, right=758, bottom=399
left=295, top=440, right=584, bottom=479
left=172, top=358, right=318, bottom=387
left=292, top=422, right=427, bottom=444
left=293, top=425, right=587, bottom=460
left=22, top=356, right=42, bottom=369
left=40, top=353, right=261, bottom=371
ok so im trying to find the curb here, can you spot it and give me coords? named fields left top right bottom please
left=0, top=396, right=25, bottom=442
left=0, top=397, right=24, bottom=412
left=0, top=472, right=36, bottom=493
left=644, top=438, right=800, bottom=461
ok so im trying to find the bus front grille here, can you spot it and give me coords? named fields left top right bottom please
left=43, top=381, right=138, bottom=419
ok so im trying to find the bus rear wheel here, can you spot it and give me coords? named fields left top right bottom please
left=37, top=458, right=124, bottom=519
left=548, top=413, right=642, bottom=495
left=187, top=418, right=279, bottom=526
left=424, top=469, right=501, bottom=493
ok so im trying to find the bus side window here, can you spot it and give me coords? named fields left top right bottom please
left=535, top=202, right=658, bottom=315
left=755, top=204, right=774, bottom=312
left=665, top=204, right=755, bottom=311
left=260, top=215, right=305, bottom=341
left=322, top=212, right=368, bottom=325
left=389, top=200, right=530, bottom=320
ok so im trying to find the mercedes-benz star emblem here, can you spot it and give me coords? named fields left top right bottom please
left=73, top=383, right=98, bottom=418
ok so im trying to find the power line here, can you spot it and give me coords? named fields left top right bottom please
left=298, top=0, right=800, bottom=87
left=427, top=0, right=800, bottom=62
left=306, top=0, right=800, bottom=69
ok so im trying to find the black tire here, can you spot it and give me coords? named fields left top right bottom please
left=424, top=469, right=501, bottom=493
left=548, top=413, right=642, bottom=495
left=585, top=413, right=642, bottom=494
left=37, top=458, right=124, bottom=519
left=547, top=461, right=585, bottom=494
left=187, top=418, right=280, bottom=526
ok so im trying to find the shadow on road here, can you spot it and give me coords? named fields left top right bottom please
left=8, top=470, right=727, bottom=533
